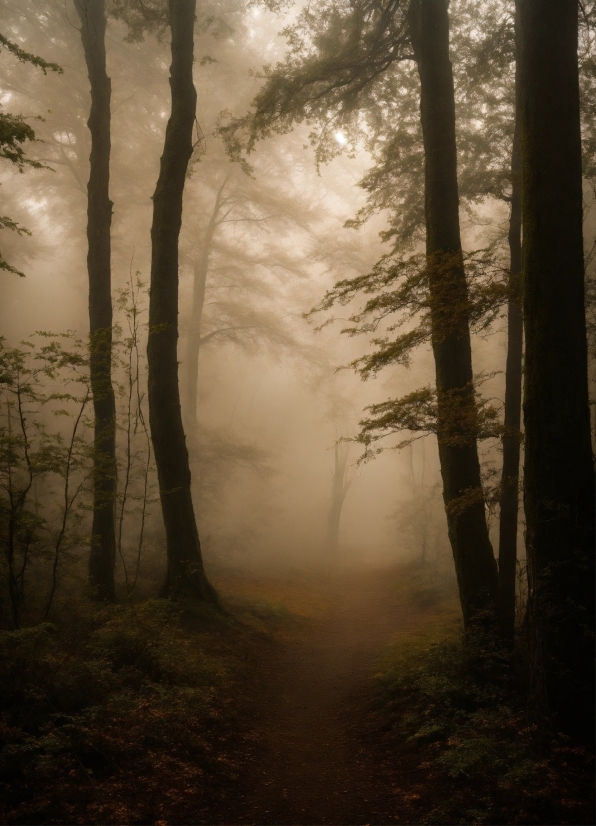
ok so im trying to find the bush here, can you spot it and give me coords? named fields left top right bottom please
left=0, top=598, right=241, bottom=824
left=378, top=609, right=594, bottom=824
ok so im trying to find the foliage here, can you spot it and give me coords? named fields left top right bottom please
left=224, top=0, right=592, bottom=476
left=0, top=600, right=222, bottom=823
left=0, top=335, right=92, bottom=628
left=219, top=0, right=413, bottom=171
left=378, top=607, right=595, bottom=824
left=0, top=280, right=163, bottom=625
left=108, top=0, right=169, bottom=42
left=358, top=384, right=503, bottom=459
left=0, top=585, right=294, bottom=824
left=308, top=242, right=509, bottom=456
left=108, top=0, right=238, bottom=43
left=0, top=34, right=62, bottom=75
left=0, top=33, right=61, bottom=276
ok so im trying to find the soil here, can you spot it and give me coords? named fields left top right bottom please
left=208, top=565, right=437, bottom=825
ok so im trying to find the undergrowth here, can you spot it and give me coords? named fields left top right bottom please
left=0, top=592, right=280, bottom=825
left=378, top=595, right=595, bottom=825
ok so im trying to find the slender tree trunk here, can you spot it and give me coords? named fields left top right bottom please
left=408, top=0, right=498, bottom=631
left=498, top=31, right=523, bottom=645
left=147, top=0, right=217, bottom=602
left=75, top=0, right=116, bottom=602
left=518, top=0, right=595, bottom=738
left=326, top=443, right=350, bottom=554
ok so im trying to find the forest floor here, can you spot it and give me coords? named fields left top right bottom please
left=1, top=561, right=594, bottom=825
left=210, top=563, right=441, bottom=826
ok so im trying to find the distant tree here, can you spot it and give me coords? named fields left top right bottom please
left=74, top=0, right=118, bottom=601
left=147, top=0, right=217, bottom=602
left=399, top=440, right=448, bottom=577
left=181, top=157, right=301, bottom=427
left=320, top=387, right=361, bottom=557
left=184, top=173, right=228, bottom=427
left=326, top=440, right=354, bottom=556
left=518, top=0, right=595, bottom=739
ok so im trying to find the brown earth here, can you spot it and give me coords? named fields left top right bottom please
left=207, top=564, right=440, bottom=825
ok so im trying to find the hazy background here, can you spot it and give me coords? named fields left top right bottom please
left=0, top=0, right=520, bottom=584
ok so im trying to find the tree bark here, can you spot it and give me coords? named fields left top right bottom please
left=147, top=0, right=217, bottom=602
left=498, top=26, right=523, bottom=646
left=75, top=0, right=116, bottom=602
left=408, top=0, right=498, bottom=631
left=518, top=0, right=595, bottom=738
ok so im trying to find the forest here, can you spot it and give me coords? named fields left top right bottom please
left=0, top=0, right=594, bottom=824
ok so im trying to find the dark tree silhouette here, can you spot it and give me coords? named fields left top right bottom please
left=147, top=0, right=217, bottom=602
left=518, top=0, right=595, bottom=738
left=408, top=0, right=497, bottom=630
left=498, top=16, right=523, bottom=645
left=75, top=0, right=117, bottom=601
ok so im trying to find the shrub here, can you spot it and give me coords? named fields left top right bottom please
left=378, top=605, right=594, bottom=824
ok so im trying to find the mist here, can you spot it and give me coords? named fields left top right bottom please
left=0, top=0, right=458, bottom=583
left=1, top=1, right=594, bottom=823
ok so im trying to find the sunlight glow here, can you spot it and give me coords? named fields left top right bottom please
left=334, top=131, right=348, bottom=146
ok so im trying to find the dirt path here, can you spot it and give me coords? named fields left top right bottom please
left=220, top=566, right=428, bottom=825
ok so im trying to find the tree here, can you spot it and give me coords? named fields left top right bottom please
left=74, top=0, right=117, bottom=601
left=326, top=440, right=354, bottom=555
left=497, top=34, right=522, bottom=647
left=147, top=0, right=217, bottom=602
left=184, top=173, right=228, bottom=426
left=407, top=0, right=497, bottom=629
left=518, top=0, right=595, bottom=738
left=181, top=156, right=301, bottom=428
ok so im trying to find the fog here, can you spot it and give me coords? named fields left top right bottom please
left=0, top=0, right=531, bottom=601
left=2, top=3, right=595, bottom=822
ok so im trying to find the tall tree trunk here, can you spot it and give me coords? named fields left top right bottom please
left=184, top=178, right=228, bottom=426
left=75, top=0, right=116, bottom=602
left=326, top=443, right=350, bottom=554
left=408, top=0, right=498, bottom=631
left=498, top=27, right=523, bottom=646
left=518, top=0, right=595, bottom=738
left=147, top=0, right=217, bottom=602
